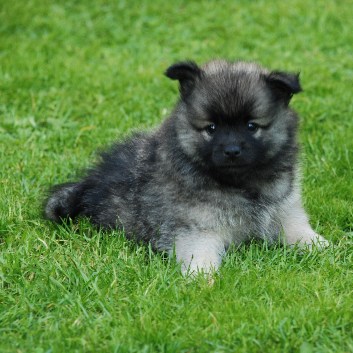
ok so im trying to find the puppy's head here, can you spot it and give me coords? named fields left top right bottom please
left=166, top=60, right=301, bottom=182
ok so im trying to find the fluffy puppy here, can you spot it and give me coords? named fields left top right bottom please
left=45, top=60, right=328, bottom=274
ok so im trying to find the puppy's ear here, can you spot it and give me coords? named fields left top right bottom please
left=266, top=71, right=302, bottom=104
left=165, top=61, right=202, bottom=98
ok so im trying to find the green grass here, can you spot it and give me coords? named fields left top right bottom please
left=0, top=0, right=352, bottom=352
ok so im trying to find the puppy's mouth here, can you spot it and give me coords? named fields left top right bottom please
left=217, top=164, right=249, bottom=172
left=210, top=153, right=253, bottom=172
left=218, top=164, right=249, bottom=170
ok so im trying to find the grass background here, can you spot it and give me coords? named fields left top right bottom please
left=0, top=0, right=352, bottom=352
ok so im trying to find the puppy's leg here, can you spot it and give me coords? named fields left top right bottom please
left=281, top=193, right=329, bottom=249
left=172, top=231, right=226, bottom=276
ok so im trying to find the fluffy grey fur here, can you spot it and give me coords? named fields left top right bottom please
left=45, top=60, right=328, bottom=274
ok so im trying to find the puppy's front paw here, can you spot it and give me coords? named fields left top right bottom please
left=311, top=234, right=330, bottom=249
left=287, top=232, right=329, bottom=250
left=181, top=257, right=220, bottom=277
left=173, top=232, right=225, bottom=277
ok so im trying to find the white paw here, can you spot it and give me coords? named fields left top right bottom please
left=173, top=233, right=225, bottom=277
left=311, top=234, right=330, bottom=249
left=289, top=233, right=330, bottom=250
left=181, top=257, right=220, bottom=277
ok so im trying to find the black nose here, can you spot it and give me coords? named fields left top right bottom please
left=224, top=145, right=241, bottom=157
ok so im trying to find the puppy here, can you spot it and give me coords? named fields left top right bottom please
left=45, top=60, right=328, bottom=274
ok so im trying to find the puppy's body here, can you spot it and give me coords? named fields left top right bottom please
left=45, top=60, right=328, bottom=274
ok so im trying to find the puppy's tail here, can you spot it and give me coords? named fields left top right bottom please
left=44, top=182, right=83, bottom=223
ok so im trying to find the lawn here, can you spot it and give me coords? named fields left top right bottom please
left=0, top=0, right=352, bottom=352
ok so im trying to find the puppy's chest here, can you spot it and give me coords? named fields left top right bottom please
left=186, top=195, right=277, bottom=242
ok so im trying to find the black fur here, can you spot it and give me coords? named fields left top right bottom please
left=165, top=61, right=202, bottom=99
left=265, top=71, right=302, bottom=104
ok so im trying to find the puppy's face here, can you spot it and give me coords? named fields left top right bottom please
left=166, top=60, right=301, bottom=180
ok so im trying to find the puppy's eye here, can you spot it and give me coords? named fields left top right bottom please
left=247, top=122, right=259, bottom=133
left=205, top=123, right=216, bottom=135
